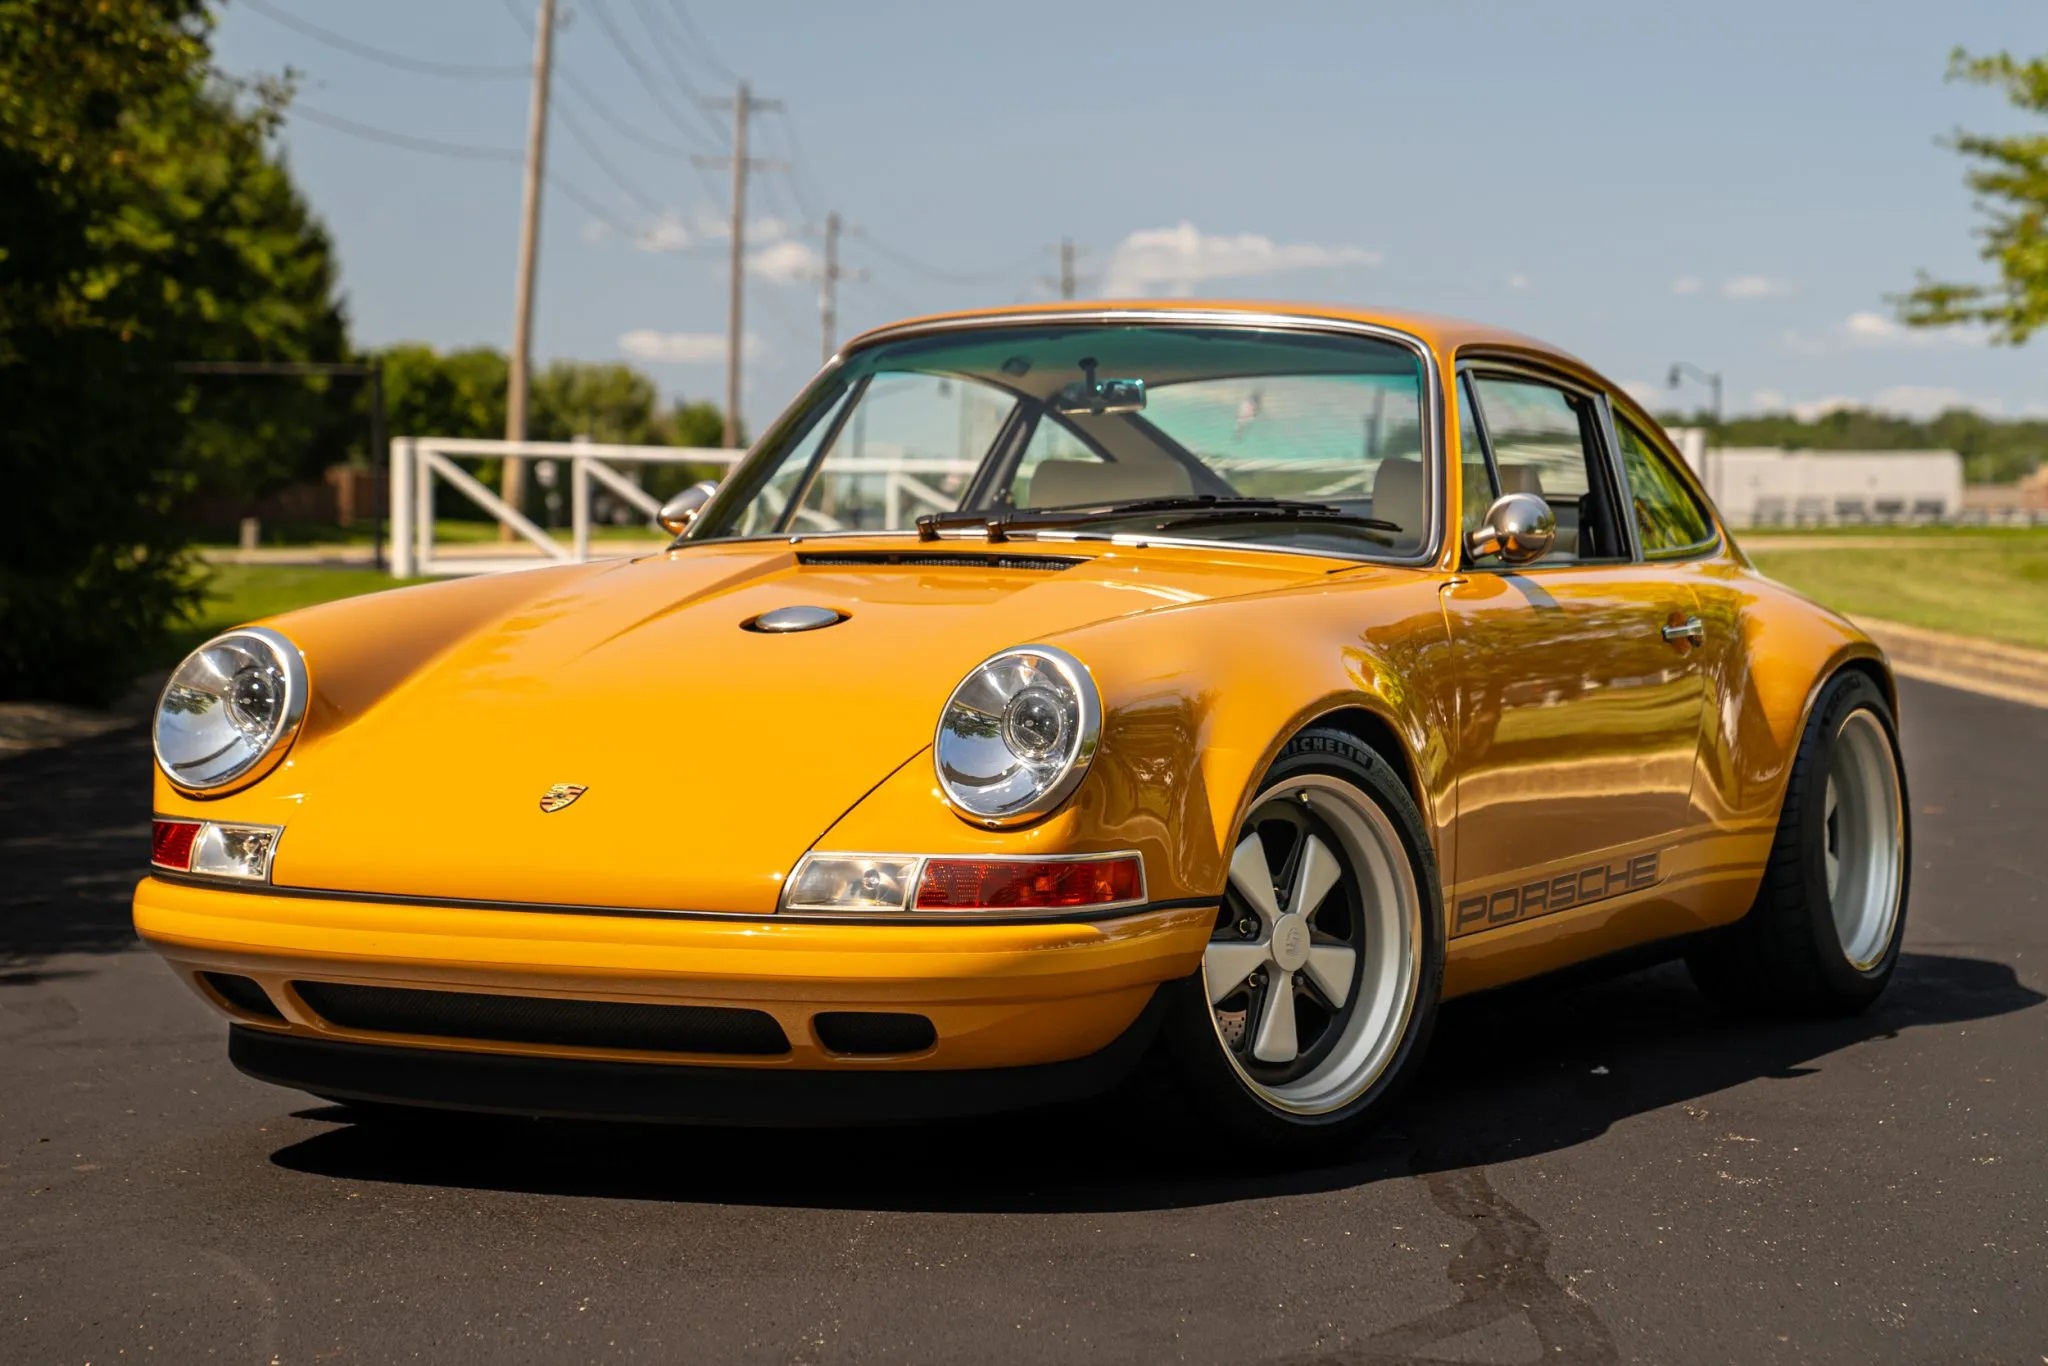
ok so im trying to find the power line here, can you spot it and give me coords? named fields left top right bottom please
left=762, top=113, right=824, bottom=227
left=240, top=0, right=529, bottom=79
left=696, top=83, right=786, bottom=447
left=852, top=229, right=1045, bottom=285
left=580, top=0, right=725, bottom=151
left=285, top=101, right=642, bottom=240
left=554, top=102, right=667, bottom=216
left=492, top=0, right=698, bottom=158
left=660, top=1, right=740, bottom=85
left=556, top=68, right=694, bottom=158
left=287, top=102, right=522, bottom=162
left=626, top=0, right=711, bottom=106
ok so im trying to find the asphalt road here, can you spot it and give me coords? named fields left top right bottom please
left=4, top=676, right=2044, bottom=1364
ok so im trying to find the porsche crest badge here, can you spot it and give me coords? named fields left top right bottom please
left=538, top=783, right=588, bottom=813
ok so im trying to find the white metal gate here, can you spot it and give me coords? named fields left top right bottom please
left=388, top=437, right=745, bottom=577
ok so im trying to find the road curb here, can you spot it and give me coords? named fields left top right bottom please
left=1854, top=617, right=2048, bottom=711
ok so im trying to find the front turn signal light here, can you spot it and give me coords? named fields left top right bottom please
left=782, top=851, right=1146, bottom=915
left=151, top=818, right=281, bottom=883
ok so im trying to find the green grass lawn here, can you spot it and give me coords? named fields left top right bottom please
left=196, top=518, right=661, bottom=548
left=1740, top=523, right=2048, bottom=541
left=1747, top=528, right=2048, bottom=652
left=166, top=565, right=431, bottom=661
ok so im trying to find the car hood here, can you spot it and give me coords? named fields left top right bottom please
left=263, top=540, right=1339, bottom=913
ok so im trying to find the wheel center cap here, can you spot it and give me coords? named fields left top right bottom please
left=1271, top=913, right=1311, bottom=971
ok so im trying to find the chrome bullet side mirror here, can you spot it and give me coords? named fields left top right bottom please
left=1465, top=492, right=1556, bottom=565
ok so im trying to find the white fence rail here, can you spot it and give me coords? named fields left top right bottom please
left=389, top=437, right=745, bottom=577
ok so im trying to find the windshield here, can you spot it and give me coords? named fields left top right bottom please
left=690, top=323, right=1434, bottom=559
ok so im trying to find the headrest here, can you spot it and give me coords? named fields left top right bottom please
left=1497, top=463, right=1545, bottom=497
left=1026, top=459, right=1193, bottom=509
left=1369, top=457, right=1425, bottom=532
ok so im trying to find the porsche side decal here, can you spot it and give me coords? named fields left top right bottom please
left=1453, top=852, right=1662, bottom=935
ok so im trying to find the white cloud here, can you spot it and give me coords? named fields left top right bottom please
left=1670, top=276, right=1703, bottom=296
left=630, top=207, right=791, bottom=255
left=1100, top=221, right=1381, bottom=297
left=1788, top=395, right=1859, bottom=421
left=1870, top=384, right=1978, bottom=418
left=747, top=238, right=820, bottom=284
left=1840, top=310, right=1985, bottom=349
left=1783, top=310, right=1988, bottom=355
left=1721, top=274, right=1789, bottom=299
left=617, top=329, right=765, bottom=365
left=1743, top=385, right=1998, bottom=421
left=1618, top=379, right=1661, bottom=409
left=1506, top=272, right=1531, bottom=293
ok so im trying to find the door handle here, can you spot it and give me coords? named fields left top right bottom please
left=1661, top=616, right=1705, bottom=644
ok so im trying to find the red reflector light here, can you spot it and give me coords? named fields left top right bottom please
left=151, top=820, right=201, bottom=871
left=915, top=856, right=1143, bottom=911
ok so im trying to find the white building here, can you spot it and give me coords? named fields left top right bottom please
left=1665, top=428, right=1963, bottom=526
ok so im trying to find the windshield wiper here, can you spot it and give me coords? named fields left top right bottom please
left=915, top=495, right=1400, bottom=543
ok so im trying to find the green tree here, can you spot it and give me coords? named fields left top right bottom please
left=531, top=361, right=663, bottom=444
left=1896, top=49, right=2048, bottom=344
left=1, top=1, right=352, bottom=700
left=381, top=344, right=509, bottom=441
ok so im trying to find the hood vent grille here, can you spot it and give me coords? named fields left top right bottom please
left=796, top=551, right=1084, bottom=572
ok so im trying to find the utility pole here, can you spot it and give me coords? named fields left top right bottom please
left=816, top=211, right=867, bottom=365
left=501, top=0, right=556, bottom=539
left=1041, top=238, right=1088, bottom=300
left=696, top=83, right=784, bottom=448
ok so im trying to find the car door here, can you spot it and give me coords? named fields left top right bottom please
left=1440, top=367, right=1707, bottom=936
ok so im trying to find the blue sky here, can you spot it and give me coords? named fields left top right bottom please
left=213, top=0, right=2047, bottom=432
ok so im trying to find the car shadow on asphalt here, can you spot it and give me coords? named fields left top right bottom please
left=267, top=950, right=2042, bottom=1212
left=0, top=725, right=153, bottom=975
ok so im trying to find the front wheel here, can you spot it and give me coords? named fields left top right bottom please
left=1159, top=728, right=1444, bottom=1158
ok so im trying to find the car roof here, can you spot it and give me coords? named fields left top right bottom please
left=841, top=299, right=1596, bottom=376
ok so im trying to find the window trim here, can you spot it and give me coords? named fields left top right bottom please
left=1611, top=411, right=1723, bottom=562
left=1454, top=358, right=1636, bottom=571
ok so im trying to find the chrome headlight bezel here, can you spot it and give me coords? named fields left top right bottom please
left=933, top=644, right=1102, bottom=827
left=152, top=626, right=308, bottom=795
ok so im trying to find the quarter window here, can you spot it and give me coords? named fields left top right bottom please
left=1467, top=374, right=1621, bottom=563
left=1615, top=418, right=1715, bottom=557
left=1457, top=374, right=1497, bottom=538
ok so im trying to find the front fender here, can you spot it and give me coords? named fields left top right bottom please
left=811, top=572, right=1458, bottom=903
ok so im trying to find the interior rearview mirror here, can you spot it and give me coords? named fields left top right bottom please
left=657, top=480, right=719, bottom=535
left=1465, top=492, right=1555, bottom=565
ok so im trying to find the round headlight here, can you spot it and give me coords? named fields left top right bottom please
left=153, top=627, right=308, bottom=792
left=935, top=645, right=1101, bottom=826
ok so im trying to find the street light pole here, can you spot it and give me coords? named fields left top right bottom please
left=1667, top=361, right=1724, bottom=504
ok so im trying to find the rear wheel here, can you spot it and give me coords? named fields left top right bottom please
left=1159, top=728, right=1443, bottom=1157
left=1687, top=672, right=1909, bottom=1013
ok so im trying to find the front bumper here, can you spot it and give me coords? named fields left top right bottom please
left=133, top=876, right=1215, bottom=1084
left=227, top=983, right=1175, bottom=1125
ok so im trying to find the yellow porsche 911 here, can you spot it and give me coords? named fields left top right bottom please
left=135, top=303, right=1909, bottom=1154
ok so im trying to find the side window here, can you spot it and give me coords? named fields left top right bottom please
left=1615, top=418, right=1715, bottom=557
left=1458, top=374, right=1498, bottom=538
left=1468, top=374, right=1618, bottom=564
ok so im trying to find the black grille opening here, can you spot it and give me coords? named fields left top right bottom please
left=203, top=972, right=285, bottom=1021
left=797, top=551, right=1083, bottom=572
left=292, top=983, right=790, bottom=1057
left=813, top=1011, right=938, bottom=1056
